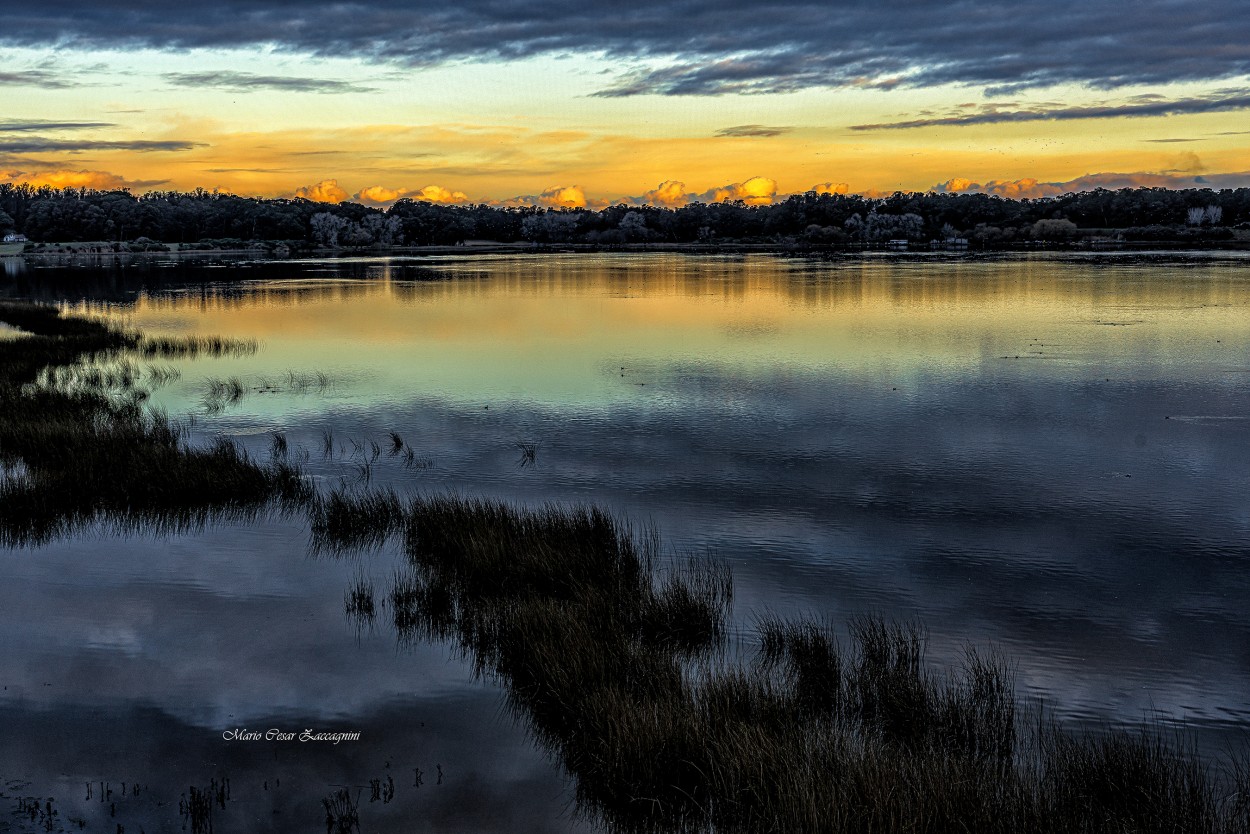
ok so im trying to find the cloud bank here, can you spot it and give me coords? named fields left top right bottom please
left=853, top=89, right=1250, bottom=130
left=0, top=167, right=167, bottom=190
left=0, top=69, right=76, bottom=88
left=932, top=169, right=1250, bottom=199
left=163, top=71, right=377, bottom=94
left=2, top=1, right=1249, bottom=96
left=627, top=177, right=780, bottom=206
left=0, top=121, right=114, bottom=133
left=353, top=184, right=469, bottom=206
left=293, top=179, right=349, bottom=202
left=0, top=138, right=204, bottom=154
left=810, top=182, right=850, bottom=195
left=715, top=125, right=793, bottom=138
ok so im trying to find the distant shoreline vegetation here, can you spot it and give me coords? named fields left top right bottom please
left=2, top=182, right=1249, bottom=252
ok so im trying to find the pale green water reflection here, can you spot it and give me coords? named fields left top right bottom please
left=90, top=253, right=1250, bottom=420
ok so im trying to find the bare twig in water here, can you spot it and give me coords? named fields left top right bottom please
left=516, top=441, right=538, bottom=468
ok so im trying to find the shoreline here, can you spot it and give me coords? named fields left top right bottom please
left=5, top=238, right=1250, bottom=261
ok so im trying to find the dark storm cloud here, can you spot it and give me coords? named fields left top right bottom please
left=0, top=138, right=205, bottom=153
left=1, top=1, right=1248, bottom=96
left=0, top=120, right=115, bottom=132
left=163, top=70, right=377, bottom=94
left=851, top=89, right=1250, bottom=129
left=714, top=124, right=793, bottom=138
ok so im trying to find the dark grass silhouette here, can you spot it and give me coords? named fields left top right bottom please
left=0, top=301, right=311, bottom=546
left=312, top=492, right=1250, bottom=834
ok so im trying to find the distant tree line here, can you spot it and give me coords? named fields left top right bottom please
left=2, top=182, right=1249, bottom=249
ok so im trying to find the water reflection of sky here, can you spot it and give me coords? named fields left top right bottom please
left=2, top=252, right=1249, bottom=829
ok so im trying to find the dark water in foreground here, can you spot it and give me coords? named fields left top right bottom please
left=1, top=251, right=1248, bottom=832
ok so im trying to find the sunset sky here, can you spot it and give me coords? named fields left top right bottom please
left=2, top=1, right=1249, bottom=207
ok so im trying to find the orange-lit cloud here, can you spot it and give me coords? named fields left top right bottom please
left=698, top=176, right=777, bottom=205
left=810, top=181, right=849, bottom=195
left=0, top=167, right=165, bottom=190
left=354, top=185, right=409, bottom=204
left=634, top=180, right=690, bottom=206
left=932, top=177, right=978, bottom=194
left=488, top=186, right=587, bottom=208
left=539, top=185, right=588, bottom=208
left=415, top=184, right=470, bottom=204
left=293, top=178, right=349, bottom=202
left=352, top=184, right=469, bottom=206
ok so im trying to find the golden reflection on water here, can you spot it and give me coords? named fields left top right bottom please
left=79, top=254, right=1250, bottom=415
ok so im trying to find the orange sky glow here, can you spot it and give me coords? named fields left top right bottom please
left=2, top=25, right=1248, bottom=206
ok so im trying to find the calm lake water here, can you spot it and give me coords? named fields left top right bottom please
left=2, top=251, right=1249, bottom=831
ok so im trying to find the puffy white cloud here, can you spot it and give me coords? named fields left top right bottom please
left=293, top=178, right=349, bottom=203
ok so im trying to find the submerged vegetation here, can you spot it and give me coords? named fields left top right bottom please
left=313, top=489, right=1250, bottom=834
left=0, top=301, right=310, bottom=545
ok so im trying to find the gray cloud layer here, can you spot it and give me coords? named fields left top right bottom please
left=0, top=138, right=205, bottom=153
left=852, top=89, right=1250, bottom=130
left=715, top=124, right=793, bottom=138
left=163, top=70, right=378, bottom=94
left=2, top=1, right=1249, bottom=96
left=0, top=120, right=115, bottom=132
left=0, top=69, right=76, bottom=88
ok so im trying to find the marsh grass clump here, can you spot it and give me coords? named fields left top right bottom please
left=642, top=556, right=733, bottom=654
left=283, top=368, right=331, bottom=394
left=345, top=572, right=376, bottom=626
left=144, top=363, right=181, bottom=387
left=306, top=493, right=1250, bottom=834
left=1035, top=723, right=1224, bottom=833
left=309, top=487, right=405, bottom=554
left=180, top=784, right=216, bottom=834
left=389, top=568, right=459, bottom=645
left=0, top=302, right=313, bottom=546
left=201, top=376, right=247, bottom=413
left=136, top=334, right=257, bottom=359
left=757, top=615, right=844, bottom=716
left=403, top=496, right=657, bottom=608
